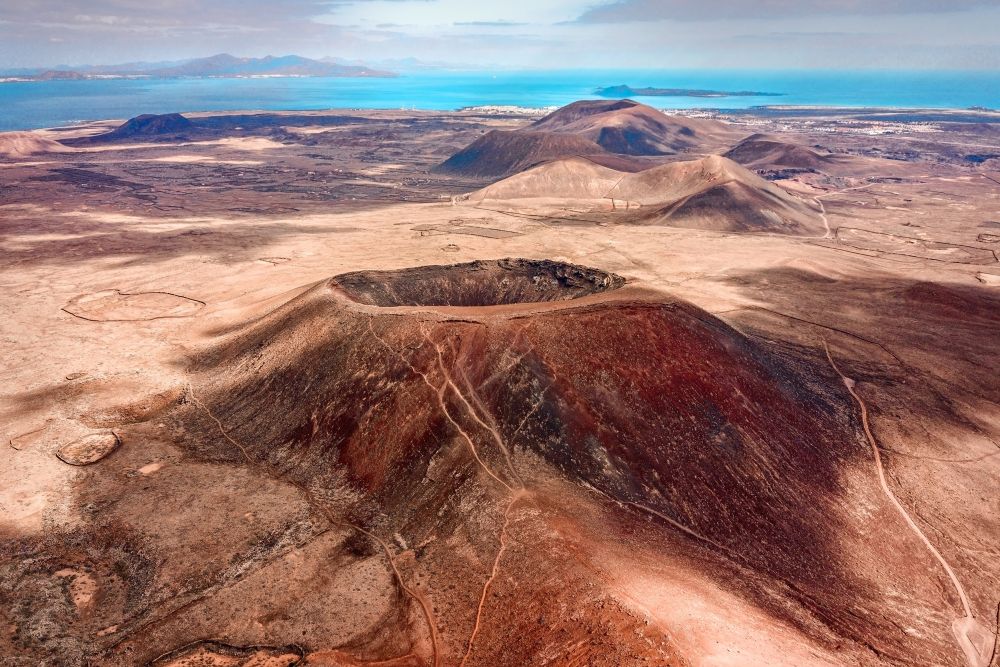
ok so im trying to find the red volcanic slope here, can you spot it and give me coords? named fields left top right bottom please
left=160, top=259, right=970, bottom=666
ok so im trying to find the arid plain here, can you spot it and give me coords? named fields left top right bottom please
left=1, top=100, right=998, bottom=666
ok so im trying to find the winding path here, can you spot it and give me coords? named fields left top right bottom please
left=368, top=321, right=528, bottom=665
left=811, top=182, right=877, bottom=240
left=822, top=341, right=989, bottom=667
left=420, top=328, right=529, bottom=664
left=814, top=196, right=831, bottom=238
left=459, top=490, right=526, bottom=667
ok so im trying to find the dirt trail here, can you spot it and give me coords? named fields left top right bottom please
left=421, top=328, right=533, bottom=666
left=367, top=320, right=514, bottom=492
left=811, top=183, right=873, bottom=240
left=459, top=490, right=526, bottom=667
left=368, top=321, right=533, bottom=666
left=822, top=341, right=990, bottom=667
left=446, top=367, right=524, bottom=489
left=814, top=197, right=831, bottom=238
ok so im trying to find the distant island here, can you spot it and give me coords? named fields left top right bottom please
left=1, top=53, right=396, bottom=82
left=596, top=85, right=782, bottom=98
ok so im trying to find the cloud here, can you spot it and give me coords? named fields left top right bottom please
left=577, top=0, right=999, bottom=23
left=0, top=1, right=355, bottom=67
left=453, top=20, right=529, bottom=26
left=2, top=0, right=997, bottom=71
left=0, top=0, right=432, bottom=35
left=5, top=0, right=325, bottom=26
left=0, top=0, right=562, bottom=69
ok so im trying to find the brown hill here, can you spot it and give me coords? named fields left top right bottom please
left=61, top=111, right=378, bottom=146
left=58, top=113, right=198, bottom=147
left=143, top=258, right=969, bottom=666
left=649, top=178, right=815, bottom=232
left=0, top=131, right=72, bottom=158
left=530, top=99, right=738, bottom=156
left=101, top=113, right=195, bottom=140
left=436, top=99, right=741, bottom=179
left=34, top=69, right=87, bottom=81
left=529, top=98, right=640, bottom=127
left=469, top=156, right=622, bottom=200
left=470, top=154, right=823, bottom=234
left=721, top=133, right=905, bottom=179
left=434, top=129, right=607, bottom=179
left=723, top=133, right=833, bottom=170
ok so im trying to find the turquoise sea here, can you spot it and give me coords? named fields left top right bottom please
left=2, top=69, right=1000, bottom=131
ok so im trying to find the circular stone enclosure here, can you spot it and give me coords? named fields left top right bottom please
left=63, top=290, right=204, bottom=322
left=331, top=259, right=625, bottom=307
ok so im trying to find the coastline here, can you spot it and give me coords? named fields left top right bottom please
left=4, top=69, right=1000, bottom=132
left=3, top=103, right=995, bottom=137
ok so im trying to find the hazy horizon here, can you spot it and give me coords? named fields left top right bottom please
left=2, top=0, right=999, bottom=71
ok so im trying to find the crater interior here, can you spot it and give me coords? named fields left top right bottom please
left=330, top=258, right=626, bottom=307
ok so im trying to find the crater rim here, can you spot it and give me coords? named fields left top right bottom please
left=328, top=258, right=627, bottom=309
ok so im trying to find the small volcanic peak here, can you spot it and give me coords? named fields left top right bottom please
left=529, top=99, right=644, bottom=129
left=433, top=129, right=606, bottom=179
left=437, top=99, right=740, bottom=179
left=331, top=258, right=625, bottom=307
left=470, top=154, right=823, bottom=234
left=611, top=153, right=761, bottom=202
left=100, top=113, right=195, bottom=140
left=530, top=99, right=738, bottom=156
left=471, top=157, right=624, bottom=200
left=648, top=176, right=815, bottom=232
left=723, top=133, right=832, bottom=170
left=177, top=259, right=964, bottom=664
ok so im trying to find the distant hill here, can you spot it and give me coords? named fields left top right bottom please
left=436, top=99, right=742, bottom=179
left=5, top=54, right=395, bottom=81
left=0, top=131, right=73, bottom=158
left=99, top=113, right=195, bottom=140
left=322, top=55, right=479, bottom=71
left=720, top=133, right=898, bottom=177
left=723, top=134, right=833, bottom=170
left=146, top=54, right=395, bottom=78
left=436, top=130, right=607, bottom=179
left=466, top=154, right=823, bottom=235
left=529, top=99, right=739, bottom=156
left=596, top=85, right=782, bottom=98
left=61, top=111, right=377, bottom=146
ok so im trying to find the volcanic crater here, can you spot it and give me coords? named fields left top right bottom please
left=132, top=256, right=978, bottom=666
left=329, top=258, right=626, bottom=308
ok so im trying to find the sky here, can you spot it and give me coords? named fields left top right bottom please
left=1, top=0, right=999, bottom=70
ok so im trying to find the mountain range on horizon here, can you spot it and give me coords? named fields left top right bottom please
left=1, top=53, right=401, bottom=80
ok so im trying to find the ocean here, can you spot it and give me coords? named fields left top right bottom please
left=2, top=69, right=999, bottom=132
